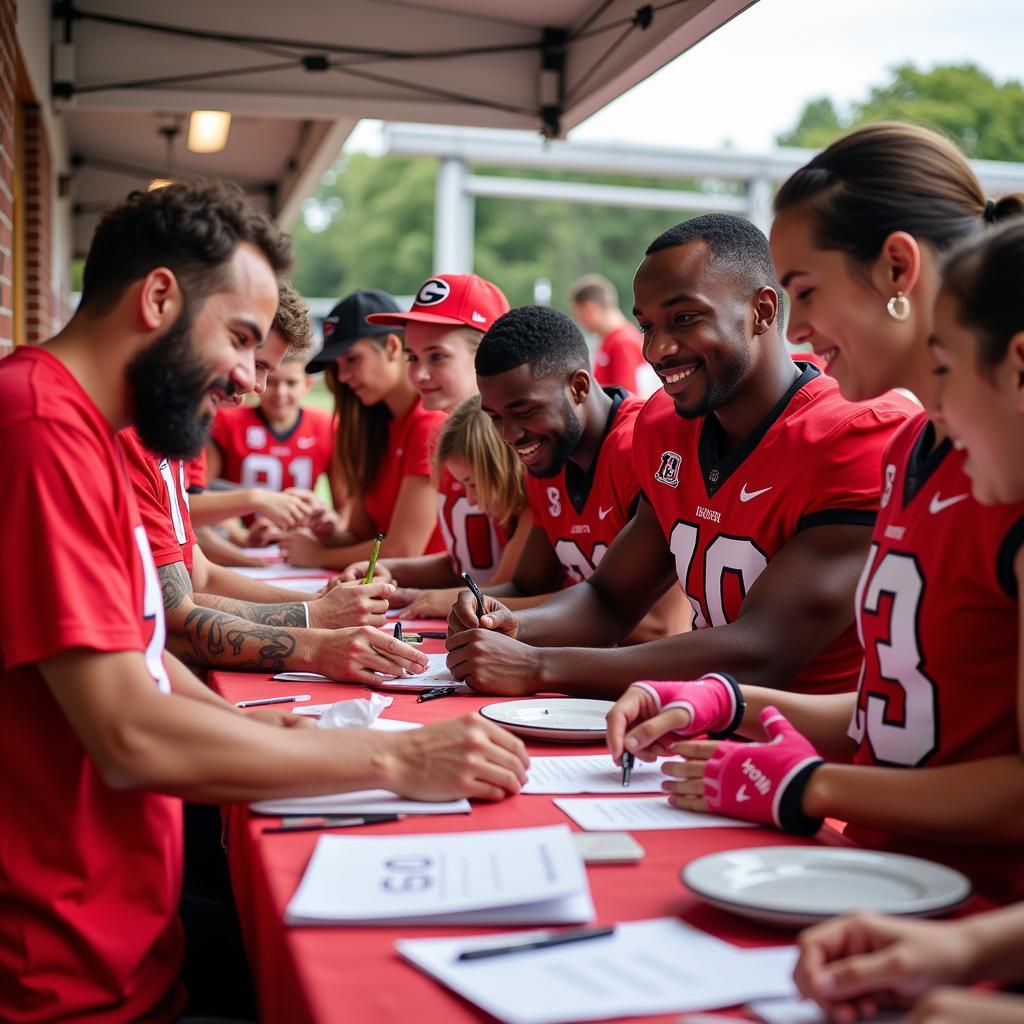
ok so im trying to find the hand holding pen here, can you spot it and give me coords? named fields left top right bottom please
left=448, top=573, right=519, bottom=638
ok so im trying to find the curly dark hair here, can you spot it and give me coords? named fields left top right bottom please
left=80, top=179, right=293, bottom=314
left=476, top=305, right=590, bottom=380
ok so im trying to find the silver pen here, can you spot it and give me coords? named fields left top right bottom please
left=235, top=694, right=311, bottom=708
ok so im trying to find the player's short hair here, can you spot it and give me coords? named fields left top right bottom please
left=476, top=306, right=590, bottom=380
left=274, top=279, right=313, bottom=352
left=568, top=273, right=618, bottom=309
left=79, top=179, right=292, bottom=315
left=645, top=214, right=782, bottom=307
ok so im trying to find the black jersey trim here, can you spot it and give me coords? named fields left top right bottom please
left=996, top=516, right=1024, bottom=598
left=256, top=406, right=306, bottom=444
left=797, top=508, right=877, bottom=532
left=902, top=418, right=953, bottom=508
left=697, top=361, right=818, bottom=499
left=565, top=387, right=629, bottom=515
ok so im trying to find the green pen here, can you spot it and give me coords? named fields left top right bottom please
left=363, top=533, right=384, bottom=584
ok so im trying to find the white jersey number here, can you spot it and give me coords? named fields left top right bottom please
left=554, top=539, right=610, bottom=584
left=241, top=453, right=314, bottom=491
left=133, top=525, right=171, bottom=694
left=669, top=521, right=768, bottom=629
left=849, top=546, right=938, bottom=766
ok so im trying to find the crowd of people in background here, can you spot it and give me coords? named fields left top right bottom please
left=3, top=119, right=1024, bottom=1023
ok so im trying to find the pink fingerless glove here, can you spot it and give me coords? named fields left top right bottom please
left=703, top=706, right=825, bottom=837
left=632, top=673, right=744, bottom=738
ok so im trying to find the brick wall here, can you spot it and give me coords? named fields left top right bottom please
left=0, top=0, right=15, bottom=357
left=23, top=103, right=53, bottom=342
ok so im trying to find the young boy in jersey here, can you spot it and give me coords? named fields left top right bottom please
left=446, top=215, right=914, bottom=696
left=570, top=272, right=659, bottom=397
left=0, top=181, right=528, bottom=1023
left=209, top=350, right=333, bottom=495
left=446, top=305, right=689, bottom=647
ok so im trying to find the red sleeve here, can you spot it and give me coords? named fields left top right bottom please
left=1, top=421, right=145, bottom=669
left=606, top=340, right=646, bottom=394
left=118, top=434, right=193, bottom=570
left=401, top=410, right=446, bottom=480
left=186, top=450, right=207, bottom=491
left=799, top=405, right=907, bottom=530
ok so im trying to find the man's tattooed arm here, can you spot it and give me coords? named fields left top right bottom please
left=158, top=561, right=302, bottom=670
left=192, top=591, right=309, bottom=627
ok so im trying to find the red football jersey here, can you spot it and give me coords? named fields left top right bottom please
left=594, top=323, right=658, bottom=397
left=363, top=398, right=447, bottom=555
left=633, top=363, right=914, bottom=695
left=437, top=468, right=510, bottom=583
left=185, top=448, right=208, bottom=492
left=0, top=348, right=183, bottom=1023
left=846, top=412, right=1024, bottom=900
left=526, top=390, right=644, bottom=585
left=210, top=404, right=333, bottom=491
left=119, top=427, right=197, bottom=575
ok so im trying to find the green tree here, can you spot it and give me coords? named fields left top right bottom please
left=778, top=64, right=1024, bottom=161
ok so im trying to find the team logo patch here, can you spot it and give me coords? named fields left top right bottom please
left=416, top=278, right=451, bottom=306
left=655, top=450, right=682, bottom=488
left=246, top=426, right=267, bottom=449
left=323, top=317, right=337, bottom=339
left=880, top=463, right=896, bottom=509
left=547, top=486, right=562, bottom=517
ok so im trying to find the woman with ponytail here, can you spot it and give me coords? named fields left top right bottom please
left=609, top=123, right=1024, bottom=904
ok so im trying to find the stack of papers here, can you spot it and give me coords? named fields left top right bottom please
left=554, top=796, right=757, bottom=831
left=523, top=755, right=667, bottom=794
left=285, top=825, right=594, bottom=926
left=274, top=652, right=470, bottom=692
left=398, top=917, right=798, bottom=1024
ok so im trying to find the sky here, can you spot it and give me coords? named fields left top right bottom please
left=346, top=0, right=1024, bottom=155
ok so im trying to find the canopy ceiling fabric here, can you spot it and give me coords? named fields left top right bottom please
left=54, top=0, right=755, bottom=252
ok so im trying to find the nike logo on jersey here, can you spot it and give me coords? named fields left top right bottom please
left=929, top=492, right=969, bottom=515
left=296, top=436, right=317, bottom=449
left=739, top=484, right=773, bottom=503
left=735, top=785, right=751, bottom=803
left=597, top=505, right=613, bottom=520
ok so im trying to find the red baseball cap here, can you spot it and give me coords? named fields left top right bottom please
left=366, top=273, right=510, bottom=332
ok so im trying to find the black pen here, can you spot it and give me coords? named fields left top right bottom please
left=457, top=925, right=616, bottom=961
left=461, top=571, right=485, bottom=619
left=622, top=751, right=634, bottom=788
left=414, top=630, right=448, bottom=640
left=394, top=621, right=403, bottom=643
left=262, top=814, right=403, bottom=834
left=417, top=686, right=457, bottom=702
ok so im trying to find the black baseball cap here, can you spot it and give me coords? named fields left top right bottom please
left=304, top=289, right=402, bottom=372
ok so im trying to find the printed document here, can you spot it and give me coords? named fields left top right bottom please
left=524, top=755, right=667, bottom=794
left=554, top=796, right=756, bottom=831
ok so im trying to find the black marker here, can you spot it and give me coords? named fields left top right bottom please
left=461, top=571, right=485, bottom=620
left=417, top=686, right=457, bottom=703
left=457, top=925, right=616, bottom=961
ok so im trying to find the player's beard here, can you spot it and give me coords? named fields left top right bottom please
left=126, top=296, right=235, bottom=459
left=527, top=392, right=584, bottom=479
left=672, top=336, right=751, bottom=420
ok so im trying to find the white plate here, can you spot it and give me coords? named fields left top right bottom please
left=682, top=847, right=971, bottom=927
left=478, top=698, right=613, bottom=743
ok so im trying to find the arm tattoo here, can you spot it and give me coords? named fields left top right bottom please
left=195, top=593, right=308, bottom=627
left=182, top=605, right=298, bottom=671
left=158, top=562, right=194, bottom=612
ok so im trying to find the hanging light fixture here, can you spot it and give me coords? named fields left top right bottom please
left=187, top=110, right=231, bottom=154
left=149, top=122, right=181, bottom=190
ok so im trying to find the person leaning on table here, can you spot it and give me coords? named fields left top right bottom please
left=0, top=179, right=527, bottom=1024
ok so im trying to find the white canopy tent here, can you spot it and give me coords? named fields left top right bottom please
left=52, top=0, right=757, bottom=254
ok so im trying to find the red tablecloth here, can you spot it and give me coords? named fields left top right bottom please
left=208, top=630, right=987, bottom=1024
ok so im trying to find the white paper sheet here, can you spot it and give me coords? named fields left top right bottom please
left=554, top=796, right=756, bottom=831
left=397, top=917, right=797, bottom=1024
left=285, top=824, right=593, bottom=926
left=266, top=576, right=326, bottom=594
left=231, top=564, right=330, bottom=579
left=272, top=652, right=470, bottom=693
left=523, top=755, right=668, bottom=794
left=749, top=997, right=902, bottom=1024
left=250, top=789, right=470, bottom=817
left=238, top=544, right=281, bottom=558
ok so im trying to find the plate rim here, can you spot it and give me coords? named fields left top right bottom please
left=682, top=846, right=972, bottom=918
left=478, top=698, right=612, bottom=733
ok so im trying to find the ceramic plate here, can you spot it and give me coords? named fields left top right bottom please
left=478, top=698, right=614, bottom=743
left=682, top=847, right=971, bottom=927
